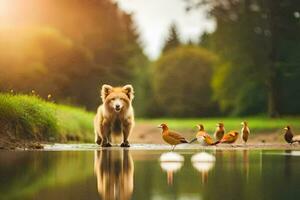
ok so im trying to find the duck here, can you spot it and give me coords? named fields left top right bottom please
left=201, top=134, right=218, bottom=146
left=241, top=121, right=250, bottom=144
left=215, top=131, right=239, bottom=144
left=190, top=124, right=217, bottom=146
left=158, top=123, right=188, bottom=151
left=190, top=124, right=208, bottom=144
left=214, top=122, right=225, bottom=141
left=283, top=126, right=300, bottom=144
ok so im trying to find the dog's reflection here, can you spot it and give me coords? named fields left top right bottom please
left=94, top=149, right=134, bottom=200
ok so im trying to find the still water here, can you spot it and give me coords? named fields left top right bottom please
left=1, top=148, right=300, bottom=200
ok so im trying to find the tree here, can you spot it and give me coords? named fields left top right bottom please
left=0, top=0, right=149, bottom=111
left=189, top=0, right=300, bottom=117
left=152, top=45, right=218, bottom=117
left=162, top=23, right=181, bottom=53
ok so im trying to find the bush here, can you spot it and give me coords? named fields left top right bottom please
left=152, top=45, right=218, bottom=117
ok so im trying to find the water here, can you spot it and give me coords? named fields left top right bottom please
left=1, top=147, right=300, bottom=200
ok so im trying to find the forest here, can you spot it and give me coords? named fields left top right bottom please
left=1, top=0, right=300, bottom=118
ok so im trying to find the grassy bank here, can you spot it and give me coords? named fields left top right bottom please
left=1, top=93, right=299, bottom=148
left=0, top=94, right=94, bottom=146
left=138, top=117, right=300, bottom=134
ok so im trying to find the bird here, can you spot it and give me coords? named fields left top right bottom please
left=202, top=134, right=219, bottom=146
left=190, top=124, right=217, bottom=146
left=215, top=131, right=239, bottom=144
left=283, top=126, right=300, bottom=144
left=158, top=123, right=188, bottom=151
left=241, top=121, right=250, bottom=144
left=214, top=122, right=225, bottom=141
left=190, top=124, right=208, bottom=144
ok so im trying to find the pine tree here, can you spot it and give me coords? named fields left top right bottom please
left=162, top=23, right=181, bottom=53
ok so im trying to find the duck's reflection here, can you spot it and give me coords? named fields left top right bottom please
left=159, top=152, right=184, bottom=185
left=284, top=150, right=292, bottom=179
left=94, top=149, right=134, bottom=200
left=243, top=150, right=249, bottom=181
left=191, top=152, right=216, bottom=184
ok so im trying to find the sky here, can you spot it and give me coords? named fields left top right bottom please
left=114, top=0, right=215, bottom=60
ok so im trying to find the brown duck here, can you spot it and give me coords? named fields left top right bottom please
left=215, top=131, right=239, bottom=144
left=214, top=122, right=225, bottom=141
left=190, top=124, right=218, bottom=146
left=190, top=124, right=209, bottom=144
left=241, top=121, right=250, bottom=144
left=158, top=123, right=188, bottom=151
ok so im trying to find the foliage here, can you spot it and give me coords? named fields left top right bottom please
left=0, top=93, right=94, bottom=142
left=162, top=23, right=181, bottom=53
left=194, top=0, right=300, bottom=117
left=1, top=0, right=300, bottom=118
left=0, top=0, right=148, bottom=111
left=152, top=45, right=218, bottom=117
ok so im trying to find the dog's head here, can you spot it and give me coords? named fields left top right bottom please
left=101, top=84, right=134, bottom=113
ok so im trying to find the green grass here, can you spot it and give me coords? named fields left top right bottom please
left=0, top=93, right=94, bottom=142
left=138, top=116, right=300, bottom=134
left=1, top=93, right=300, bottom=144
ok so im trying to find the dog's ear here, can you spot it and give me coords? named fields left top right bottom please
left=123, top=84, right=134, bottom=100
left=101, top=84, right=113, bottom=102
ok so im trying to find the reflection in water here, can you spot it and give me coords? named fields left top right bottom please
left=94, top=149, right=134, bottom=200
left=191, top=152, right=215, bottom=184
left=284, top=150, right=292, bottom=179
left=159, top=152, right=184, bottom=185
left=1, top=150, right=300, bottom=200
left=243, top=150, right=249, bottom=181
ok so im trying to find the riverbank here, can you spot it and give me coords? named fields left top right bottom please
left=0, top=94, right=94, bottom=149
left=0, top=93, right=299, bottom=150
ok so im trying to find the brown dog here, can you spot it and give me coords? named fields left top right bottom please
left=94, top=84, right=135, bottom=147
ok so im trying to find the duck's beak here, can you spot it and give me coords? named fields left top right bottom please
left=284, top=127, right=288, bottom=130
left=157, top=125, right=162, bottom=128
left=241, top=122, right=244, bottom=125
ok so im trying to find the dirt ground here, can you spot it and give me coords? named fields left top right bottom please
left=0, top=136, right=44, bottom=150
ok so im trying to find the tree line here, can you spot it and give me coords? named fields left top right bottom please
left=0, top=0, right=299, bottom=118
left=149, top=0, right=300, bottom=117
left=0, top=0, right=148, bottom=115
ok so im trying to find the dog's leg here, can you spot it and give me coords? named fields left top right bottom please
left=121, top=121, right=132, bottom=147
left=100, top=120, right=112, bottom=147
left=95, top=123, right=102, bottom=145
left=94, top=116, right=102, bottom=145
left=95, top=133, right=102, bottom=145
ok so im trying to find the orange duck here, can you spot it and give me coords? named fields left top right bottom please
left=158, top=123, right=188, bottom=151
left=215, top=131, right=239, bottom=145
